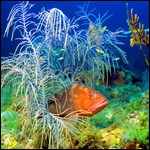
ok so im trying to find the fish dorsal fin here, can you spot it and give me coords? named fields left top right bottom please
left=68, top=84, right=78, bottom=101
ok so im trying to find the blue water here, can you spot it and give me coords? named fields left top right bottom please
left=1, top=1, right=149, bottom=73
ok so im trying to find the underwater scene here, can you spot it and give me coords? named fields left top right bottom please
left=1, top=1, right=149, bottom=149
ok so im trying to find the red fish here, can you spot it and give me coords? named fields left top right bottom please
left=48, top=84, right=108, bottom=117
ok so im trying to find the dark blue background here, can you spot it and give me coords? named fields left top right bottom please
left=1, top=1, right=149, bottom=73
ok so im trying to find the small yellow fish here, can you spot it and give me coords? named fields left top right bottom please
left=52, top=49, right=57, bottom=53
left=103, top=53, right=109, bottom=57
left=60, top=48, right=66, bottom=51
left=40, top=56, right=45, bottom=60
left=55, top=53, right=59, bottom=56
left=96, top=48, right=104, bottom=53
left=102, top=26, right=107, bottom=33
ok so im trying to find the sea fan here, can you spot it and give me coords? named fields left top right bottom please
left=75, top=3, right=128, bottom=86
left=1, top=1, right=87, bottom=148
left=1, top=1, right=129, bottom=148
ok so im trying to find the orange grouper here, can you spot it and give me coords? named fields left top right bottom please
left=48, top=83, right=109, bottom=117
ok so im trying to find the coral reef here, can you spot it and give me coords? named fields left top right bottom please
left=85, top=84, right=149, bottom=149
left=1, top=68, right=149, bottom=149
left=1, top=111, right=20, bottom=149
left=1, top=1, right=148, bottom=149
left=75, top=67, right=143, bottom=87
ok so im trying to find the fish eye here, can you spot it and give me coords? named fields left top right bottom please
left=89, top=93, right=95, bottom=99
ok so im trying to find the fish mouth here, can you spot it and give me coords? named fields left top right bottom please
left=88, top=99, right=108, bottom=114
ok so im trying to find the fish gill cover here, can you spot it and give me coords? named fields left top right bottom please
left=1, top=1, right=144, bottom=149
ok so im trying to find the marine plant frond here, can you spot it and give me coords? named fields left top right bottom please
left=3, top=1, right=48, bottom=57
left=52, top=113, right=88, bottom=148
left=36, top=7, right=68, bottom=40
left=26, top=108, right=86, bottom=149
left=96, top=10, right=113, bottom=26
left=76, top=2, right=97, bottom=23
left=4, top=1, right=35, bottom=41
